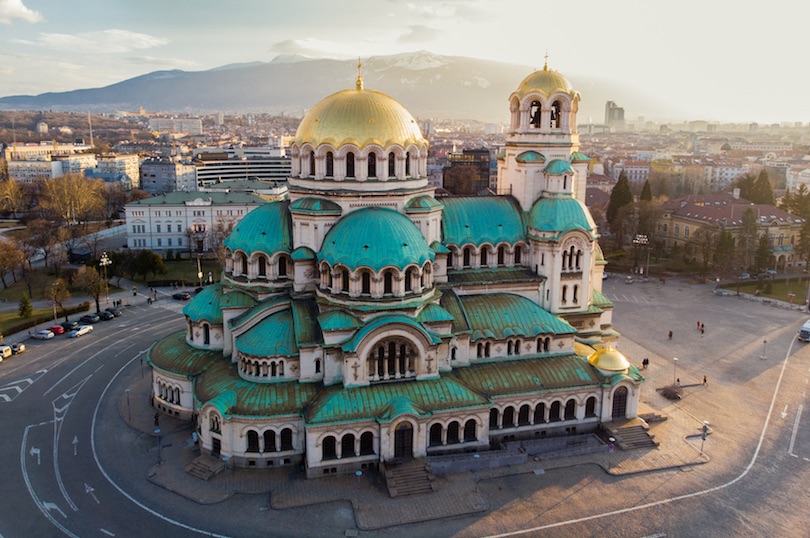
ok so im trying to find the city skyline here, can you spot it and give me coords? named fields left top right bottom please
left=1, top=0, right=808, bottom=124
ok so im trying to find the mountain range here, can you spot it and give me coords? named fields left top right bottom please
left=0, top=51, right=679, bottom=124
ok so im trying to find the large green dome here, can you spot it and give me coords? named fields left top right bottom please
left=319, top=207, right=433, bottom=271
left=529, top=197, right=596, bottom=236
left=224, top=201, right=292, bottom=255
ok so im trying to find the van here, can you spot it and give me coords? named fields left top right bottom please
left=799, top=320, right=810, bottom=342
left=0, top=345, right=11, bottom=361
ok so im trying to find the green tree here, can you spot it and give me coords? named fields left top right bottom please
left=797, top=218, right=810, bottom=264
left=639, top=179, right=653, bottom=201
left=134, top=250, right=167, bottom=280
left=18, top=294, right=32, bottom=318
left=732, top=173, right=756, bottom=201
left=714, top=229, right=736, bottom=275
left=607, top=172, right=634, bottom=239
left=738, top=208, right=759, bottom=271
left=751, top=170, right=774, bottom=205
left=781, top=183, right=810, bottom=218
left=754, top=234, right=774, bottom=274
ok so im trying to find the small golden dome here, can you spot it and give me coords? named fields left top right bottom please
left=588, top=347, right=630, bottom=372
left=293, top=87, right=426, bottom=150
left=513, top=68, right=576, bottom=99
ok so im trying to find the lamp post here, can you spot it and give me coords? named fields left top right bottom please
left=700, top=421, right=709, bottom=454
left=125, top=388, right=131, bottom=423
left=355, top=470, right=363, bottom=508
left=99, top=252, right=111, bottom=305
left=154, top=428, right=162, bottom=464
left=50, top=282, right=57, bottom=321
left=634, top=234, right=650, bottom=276
left=761, top=339, right=767, bottom=360
left=608, top=436, right=616, bottom=469
left=673, top=357, right=679, bottom=385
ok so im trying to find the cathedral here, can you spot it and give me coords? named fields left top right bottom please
left=148, top=61, right=643, bottom=478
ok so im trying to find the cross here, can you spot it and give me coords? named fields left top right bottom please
left=352, top=361, right=360, bottom=380
left=543, top=50, right=549, bottom=71
left=425, top=356, right=433, bottom=373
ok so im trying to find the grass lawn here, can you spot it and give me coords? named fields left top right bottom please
left=140, top=258, right=222, bottom=286
left=0, top=308, right=59, bottom=335
left=725, top=277, right=810, bottom=305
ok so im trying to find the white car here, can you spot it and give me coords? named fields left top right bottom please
left=11, top=343, right=25, bottom=354
left=33, top=329, right=55, bottom=340
left=68, top=325, right=93, bottom=338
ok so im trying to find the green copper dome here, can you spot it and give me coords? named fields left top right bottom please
left=224, top=201, right=292, bottom=255
left=441, top=196, right=526, bottom=247
left=183, top=283, right=224, bottom=324
left=319, top=207, right=433, bottom=271
left=544, top=159, right=575, bottom=175
left=529, top=197, right=596, bottom=236
left=289, top=197, right=342, bottom=214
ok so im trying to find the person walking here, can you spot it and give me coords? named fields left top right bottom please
left=703, top=375, right=708, bottom=385
left=668, top=330, right=673, bottom=340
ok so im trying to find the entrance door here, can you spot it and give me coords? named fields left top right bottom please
left=393, top=422, right=413, bottom=459
left=612, top=386, right=628, bottom=419
left=212, top=437, right=221, bottom=457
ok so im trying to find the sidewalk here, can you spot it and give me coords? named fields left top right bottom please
left=115, top=362, right=711, bottom=531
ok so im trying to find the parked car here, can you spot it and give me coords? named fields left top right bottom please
left=738, top=273, right=751, bottom=280
left=172, top=292, right=191, bottom=300
left=602, top=272, right=611, bottom=280
left=80, top=313, right=101, bottom=324
left=61, top=320, right=79, bottom=332
left=713, top=289, right=733, bottom=297
left=11, top=343, right=25, bottom=354
left=767, top=269, right=778, bottom=276
left=34, top=330, right=55, bottom=340
left=98, top=310, right=115, bottom=321
left=105, top=307, right=122, bottom=317
left=0, top=345, right=10, bottom=361
left=624, top=276, right=634, bottom=284
left=49, top=325, right=65, bottom=335
left=68, top=325, right=93, bottom=338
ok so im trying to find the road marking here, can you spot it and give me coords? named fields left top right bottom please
left=52, top=376, right=92, bottom=513
left=486, top=332, right=800, bottom=537
left=781, top=405, right=788, bottom=419
left=30, top=446, right=41, bottom=465
left=43, top=502, right=67, bottom=519
left=113, top=343, right=135, bottom=357
left=84, top=483, right=100, bottom=504
left=100, top=529, right=115, bottom=536
left=788, top=404, right=803, bottom=457
left=0, top=369, right=49, bottom=403
left=72, top=436, right=78, bottom=456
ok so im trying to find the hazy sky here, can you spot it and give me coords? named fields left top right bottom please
left=1, top=0, right=808, bottom=124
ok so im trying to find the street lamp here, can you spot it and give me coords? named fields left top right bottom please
left=154, top=428, right=162, bottom=464
left=125, top=388, right=131, bottom=423
left=761, top=339, right=767, bottom=360
left=673, top=357, right=679, bottom=385
left=50, top=282, right=57, bottom=321
left=700, top=421, right=709, bottom=454
left=633, top=234, right=650, bottom=277
left=99, top=252, right=111, bottom=305
left=607, top=436, right=616, bottom=469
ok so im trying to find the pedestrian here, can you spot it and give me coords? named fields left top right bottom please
left=676, top=378, right=680, bottom=385
left=701, top=322, right=705, bottom=331
left=697, top=321, right=701, bottom=330
left=703, top=375, right=707, bottom=385
left=668, top=330, right=673, bottom=340
left=154, top=412, right=159, bottom=427
left=701, top=327, right=704, bottom=335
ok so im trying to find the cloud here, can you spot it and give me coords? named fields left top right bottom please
left=397, top=25, right=441, bottom=44
left=0, top=0, right=42, bottom=24
left=36, top=29, right=168, bottom=54
left=268, top=38, right=351, bottom=59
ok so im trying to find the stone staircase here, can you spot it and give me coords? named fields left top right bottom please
left=611, top=424, right=659, bottom=450
left=382, top=459, right=437, bottom=497
left=185, top=455, right=225, bottom=480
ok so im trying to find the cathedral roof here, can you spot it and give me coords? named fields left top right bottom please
left=515, top=150, right=546, bottom=163
left=513, top=67, right=577, bottom=99
left=528, top=197, right=597, bottom=237
left=224, top=200, right=292, bottom=255
left=289, top=196, right=342, bottom=214
left=544, top=159, right=575, bottom=175
left=293, top=86, right=426, bottom=150
left=587, top=347, right=631, bottom=372
left=319, top=207, right=434, bottom=271
left=147, top=331, right=218, bottom=376
left=236, top=309, right=298, bottom=357
left=405, top=195, right=443, bottom=211
left=183, top=283, right=224, bottom=323
left=456, top=292, right=577, bottom=340
left=441, top=196, right=526, bottom=246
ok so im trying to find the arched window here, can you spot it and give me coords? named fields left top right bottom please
left=575, top=250, right=582, bottom=269
left=544, top=337, right=550, bottom=352
left=573, top=285, right=579, bottom=303
left=326, top=152, right=334, bottom=177
left=383, top=271, right=393, bottom=295
left=485, top=342, right=491, bottom=357
left=489, top=408, right=499, bottom=429
left=562, top=285, right=568, bottom=303
left=447, top=422, right=460, bottom=444
left=534, top=403, right=546, bottom=423
left=203, top=324, right=210, bottom=345
left=564, top=399, right=577, bottom=420
left=280, top=428, right=293, bottom=451
left=477, top=343, right=483, bottom=358
left=451, top=347, right=457, bottom=361
left=405, top=152, right=411, bottom=176
left=258, top=256, right=267, bottom=277
left=514, top=245, right=522, bottom=264
left=278, top=256, right=288, bottom=277
left=341, top=269, right=349, bottom=293
left=550, top=100, right=561, bottom=129
left=263, top=430, right=276, bottom=452
left=497, top=245, right=505, bottom=266
left=361, top=272, right=371, bottom=295
left=247, top=430, right=260, bottom=452
left=309, top=153, right=315, bottom=177
left=210, top=414, right=221, bottom=433
left=530, top=100, right=542, bottom=128
left=360, top=432, right=375, bottom=455
left=507, top=341, right=513, bottom=355
left=346, top=152, right=355, bottom=178
left=315, top=359, right=321, bottom=374
left=518, top=404, right=530, bottom=426
left=241, top=254, right=248, bottom=275
left=405, top=268, right=414, bottom=292
left=480, top=247, right=488, bottom=266
left=463, top=246, right=472, bottom=268
left=367, top=337, right=416, bottom=381
left=585, top=397, right=597, bottom=418
left=388, top=152, right=396, bottom=177
left=367, top=152, right=377, bottom=178
left=502, top=407, right=515, bottom=428
left=341, top=434, right=356, bottom=458
left=684, top=225, right=690, bottom=239
left=429, top=424, right=443, bottom=447
left=562, top=251, right=569, bottom=270
left=463, top=419, right=477, bottom=442
left=549, top=401, right=562, bottom=422
left=322, top=436, right=337, bottom=460
left=515, top=339, right=521, bottom=355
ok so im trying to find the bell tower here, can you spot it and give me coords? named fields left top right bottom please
left=496, top=60, right=588, bottom=211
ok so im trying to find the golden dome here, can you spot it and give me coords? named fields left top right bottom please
left=513, top=66, right=576, bottom=99
left=293, top=86, right=426, bottom=150
left=588, top=347, right=630, bottom=372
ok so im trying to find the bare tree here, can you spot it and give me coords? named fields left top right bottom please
left=39, top=173, right=105, bottom=227
left=24, top=218, right=60, bottom=268
left=0, top=240, right=25, bottom=288
left=50, top=277, right=72, bottom=322
left=72, top=265, right=104, bottom=313
left=208, top=218, right=236, bottom=267
left=0, top=179, right=25, bottom=217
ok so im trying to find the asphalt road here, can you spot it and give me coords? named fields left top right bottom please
left=0, top=278, right=808, bottom=537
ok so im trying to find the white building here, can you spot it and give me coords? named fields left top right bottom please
left=97, top=154, right=141, bottom=188
left=125, top=191, right=267, bottom=253
left=140, top=158, right=197, bottom=195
